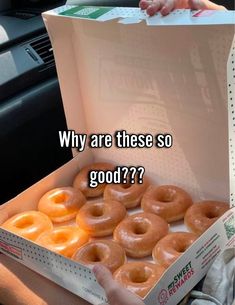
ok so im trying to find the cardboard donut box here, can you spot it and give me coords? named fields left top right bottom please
left=0, top=5, right=235, bottom=305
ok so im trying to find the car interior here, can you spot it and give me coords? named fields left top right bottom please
left=0, top=0, right=143, bottom=205
left=0, top=0, right=234, bottom=206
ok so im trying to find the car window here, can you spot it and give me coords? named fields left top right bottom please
left=0, top=0, right=11, bottom=11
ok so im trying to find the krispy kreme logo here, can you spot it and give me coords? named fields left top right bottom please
left=158, top=289, right=168, bottom=305
left=0, top=240, right=22, bottom=259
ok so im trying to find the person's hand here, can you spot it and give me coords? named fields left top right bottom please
left=139, top=0, right=226, bottom=16
left=0, top=254, right=89, bottom=305
left=93, top=264, right=145, bottom=305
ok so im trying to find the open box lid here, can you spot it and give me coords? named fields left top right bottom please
left=42, top=6, right=235, bottom=205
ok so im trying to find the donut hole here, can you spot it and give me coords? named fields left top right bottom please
left=156, top=189, right=176, bottom=202
left=133, top=221, right=149, bottom=235
left=129, top=268, right=150, bottom=283
left=175, top=243, right=188, bottom=253
left=90, top=205, right=104, bottom=217
left=87, top=246, right=105, bottom=262
left=52, top=192, right=69, bottom=204
left=121, top=183, right=132, bottom=189
left=52, top=232, right=69, bottom=244
left=205, top=210, right=219, bottom=219
left=15, top=217, right=34, bottom=229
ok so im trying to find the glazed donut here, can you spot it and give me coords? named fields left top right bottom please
left=184, top=201, right=229, bottom=235
left=73, top=162, right=115, bottom=198
left=104, top=176, right=150, bottom=209
left=114, top=262, right=165, bottom=298
left=38, top=187, right=86, bottom=223
left=76, top=201, right=126, bottom=237
left=113, top=212, right=169, bottom=258
left=1, top=211, right=53, bottom=241
left=141, top=185, right=193, bottom=222
left=72, top=240, right=126, bottom=273
left=152, top=232, right=198, bottom=268
left=36, top=226, right=89, bottom=257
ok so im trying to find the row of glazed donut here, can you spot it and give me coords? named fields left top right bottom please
left=38, top=184, right=229, bottom=237
left=73, top=162, right=229, bottom=235
left=37, top=183, right=228, bottom=237
left=0, top=210, right=197, bottom=298
left=0, top=208, right=191, bottom=262
left=1, top=211, right=88, bottom=256
left=0, top=208, right=195, bottom=268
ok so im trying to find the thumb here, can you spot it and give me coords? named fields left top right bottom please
left=93, top=264, right=145, bottom=305
left=93, top=264, right=118, bottom=296
left=188, top=0, right=226, bottom=10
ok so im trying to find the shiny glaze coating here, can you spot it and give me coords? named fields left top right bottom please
left=1, top=211, right=53, bottom=241
left=72, top=239, right=126, bottom=273
left=114, top=262, right=165, bottom=298
left=36, top=226, right=89, bottom=257
left=141, top=185, right=193, bottom=222
left=76, top=201, right=126, bottom=237
left=73, top=162, right=115, bottom=198
left=152, top=232, right=198, bottom=268
left=104, top=177, right=150, bottom=209
left=38, top=187, right=86, bottom=223
left=114, top=212, right=169, bottom=258
left=184, top=201, right=229, bottom=235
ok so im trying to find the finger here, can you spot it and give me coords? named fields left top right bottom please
left=0, top=209, right=9, bottom=224
left=160, top=0, right=175, bottom=15
left=188, top=0, right=226, bottom=10
left=146, top=0, right=164, bottom=16
left=139, top=0, right=151, bottom=10
left=93, top=265, right=145, bottom=305
left=140, top=0, right=161, bottom=11
left=93, top=264, right=118, bottom=297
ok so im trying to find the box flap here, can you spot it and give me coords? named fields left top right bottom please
left=46, top=5, right=235, bottom=25
left=43, top=7, right=234, bottom=202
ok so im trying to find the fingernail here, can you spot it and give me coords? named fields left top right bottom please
left=139, top=0, right=148, bottom=9
left=93, top=264, right=102, bottom=275
left=161, top=7, right=168, bottom=15
left=147, top=6, right=155, bottom=16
